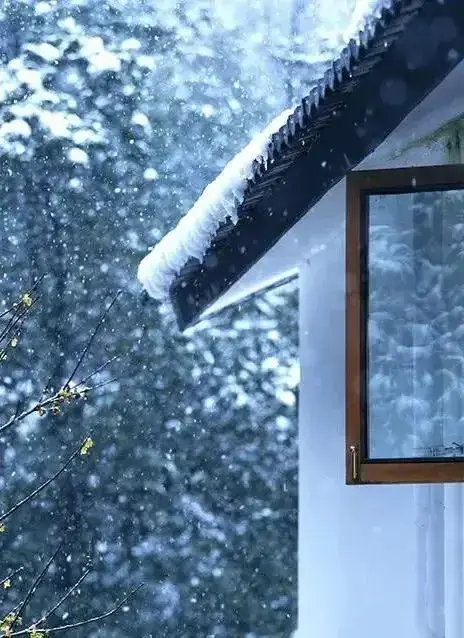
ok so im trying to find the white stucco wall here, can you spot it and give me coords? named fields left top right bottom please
left=296, top=204, right=464, bottom=638
left=298, top=239, right=417, bottom=638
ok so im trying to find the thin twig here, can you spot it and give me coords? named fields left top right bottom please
left=88, top=376, right=121, bottom=392
left=26, top=274, right=46, bottom=296
left=10, top=544, right=61, bottom=631
left=75, top=355, right=120, bottom=387
left=0, top=566, right=23, bottom=588
left=10, top=584, right=143, bottom=636
left=0, top=382, right=88, bottom=435
left=12, top=400, right=23, bottom=421
left=3, top=600, right=22, bottom=621
left=0, top=437, right=91, bottom=524
left=35, top=567, right=91, bottom=627
left=0, top=273, right=44, bottom=340
left=0, top=293, right=120, bottom=436
left=64, top=290, right=122, bottom=390
left=0, top=298, right=37, bottom=348
left=38, top=375, right=53, bottom=404
left=0, top=304, right=24, bottom=342
left=0, top=305, right=16, bottom=320
left=0, top=393, right=53, bottom=435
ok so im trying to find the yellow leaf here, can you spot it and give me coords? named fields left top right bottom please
left=80, top=437, right=94, bottom=456
left=0, top=613, right=14, bottom=635
left=0, top=524, right=6, bottom=533
left=29, top=630, right=46, bottom=637
left=74, top=387, right=90, bottom=401
left=58, top=388, right=72, bottom=403
left=21, top=293, right=33, bottom=307
left=10, top=337, right=18, bottom=348
left=3, top=579, right=10, bottom=589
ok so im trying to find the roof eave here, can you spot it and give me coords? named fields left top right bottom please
left=170, top=0, right=464, bottom=330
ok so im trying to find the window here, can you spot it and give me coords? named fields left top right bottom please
left=346, top=165, right=464, bottom=484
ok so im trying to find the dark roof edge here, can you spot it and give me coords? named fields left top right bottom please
left=171, top=0, right=464, bottom=330
left=184, top=272, right=299, bottom=330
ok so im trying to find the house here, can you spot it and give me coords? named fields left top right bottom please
left=138, top=1, right=464, bottom=636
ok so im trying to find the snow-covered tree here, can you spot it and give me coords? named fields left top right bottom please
left=0, top=0, right=317, bottom=634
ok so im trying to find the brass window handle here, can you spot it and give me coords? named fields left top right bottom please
left=349, top=445, right=358, bottom=482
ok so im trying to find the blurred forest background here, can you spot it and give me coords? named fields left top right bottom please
left=0, top=0, right=364, bottom=635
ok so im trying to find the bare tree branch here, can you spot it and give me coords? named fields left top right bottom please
left=0, top=275, right=44, bottom=346
left=76, top=354, right=121, bottom=387
left=34, top=567, right=91, bottom=628
left=88, top=376, right=121, bottom=392
left=0, top=279, right=131, bottom=638
left=0, top=436, right=92, bottom=524
left=0, top=297, right=38, bottom=353
left=0, top=359, right=119, bottom=435
left=9, top=544, right=61, bottom=631
left=10, top=584, right=143, bottom=636
left=0, top=380, right=92, bottom=435
left=38, top=375, right=53, bottom=404
left=0, top=305, right=16, bottom=320
left=25, top=274, right=46, bottom=296
left=64, top=290, right=122, bottom=390
left=0, top=291, right=121, bottom=435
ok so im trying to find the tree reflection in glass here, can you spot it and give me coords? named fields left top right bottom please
left=367, top=189, right=464, bottom=460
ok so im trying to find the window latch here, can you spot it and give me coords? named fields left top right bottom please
left=349, top=445, right=359, bottom=482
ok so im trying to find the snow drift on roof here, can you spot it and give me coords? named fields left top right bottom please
left=137, top=108, right=293, bottom=300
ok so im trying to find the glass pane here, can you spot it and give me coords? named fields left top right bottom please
left=367, top=189, right=464, bottom=460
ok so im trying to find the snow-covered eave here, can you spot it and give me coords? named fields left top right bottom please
left=138, top=0, right=464, bottom=331
left=137, top=108, right=293, bottom=300
left=137, top=0, right=396, bottom=301
left=196, top=60, right=464, bottom=325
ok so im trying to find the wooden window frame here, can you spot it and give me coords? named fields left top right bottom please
left=346, top=164, right=464, bottom=485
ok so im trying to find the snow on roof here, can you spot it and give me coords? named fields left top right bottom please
left=137, top=108, right=293, bottom=300
left=138, top=0, right=390, bottom=301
